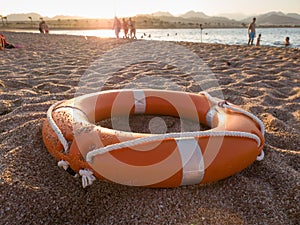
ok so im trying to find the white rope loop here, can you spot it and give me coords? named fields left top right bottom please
left=79, top=169, right=96, bottom=188
left=221, top=102, right=265, bottom=161
left=47, top=101, right=69, bottom=153
left=58, top=160, right=96, bottom=188
left=200, top=91, right=265, bottom=136
left=207, top=94, right=265, bottom=161
left=256, top=150, right=265, bottom=161
left=220, top=102, right=265, bottom=136
left=57, top=160, right=69, bottom=170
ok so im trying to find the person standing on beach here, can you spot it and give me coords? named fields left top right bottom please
left=39, top=20, right=45, bottom=33
left=128, top=17, right=137, bottom=39
left=122, top=18, right=129, bottom=38
left=113, top=16, right=121, bottom=38
left=248, top=17, right=256, bottom=45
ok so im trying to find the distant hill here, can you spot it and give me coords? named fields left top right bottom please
left=242, top=11, right=300, bottom=26
left=3, top=11, right=300, bottom=29
left=5, top=12, right=87, bottom=21
left=51, top=15, right=86, bottom=20
left=179, top=10, right=209, bottom=19
left=217, top=13, right=249, bottom=21
left=259, top=14, right=300, bottom=26
left=286, top=13, right=300, bottom=20
left=152, top=10, right=300, bottom=27
left=151, top=11, right=174, bottom=17
left=6, top=13, right=44, bottom=21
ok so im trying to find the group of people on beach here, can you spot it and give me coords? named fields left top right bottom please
left=113, top=16, right=136, bottom=39
left=248, top=17, right=290, bottom=47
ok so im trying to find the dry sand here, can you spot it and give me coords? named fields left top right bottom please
left=0, top=31, right=299, bottom=224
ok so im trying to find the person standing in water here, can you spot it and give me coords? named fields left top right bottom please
left=248, top=17, right=256, bottom=45
left=284, top=37, right=290, bottom=46
left=256, top=33, right=261, bottom=46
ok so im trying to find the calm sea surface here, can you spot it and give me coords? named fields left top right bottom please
left=8, top=27, right=300, bottom=48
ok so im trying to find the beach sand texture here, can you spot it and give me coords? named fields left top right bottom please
left=0, top=32, right=299, bottom=224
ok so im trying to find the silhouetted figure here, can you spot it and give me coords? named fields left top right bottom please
left=248, top=17, right=256, bottom=45
left=284, top=37, right=290, bottom=46
left=113, top=16, right=121, bottom=38
left=128, top=18, right=137, bottom=39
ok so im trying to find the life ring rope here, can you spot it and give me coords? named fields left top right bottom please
left=86, top=130, right=261, bottom=163
left=58, top=160, right=96, bottom=188
left=200, top=92, right=265, bottom=136
left=223, top=103, right=265, bottom=161
left=200, top=92, right=265, bottom=161
left=47, top=100, right=70, bottom=153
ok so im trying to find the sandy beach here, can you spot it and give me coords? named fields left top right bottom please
left=0, top=31, right=299, bottom=224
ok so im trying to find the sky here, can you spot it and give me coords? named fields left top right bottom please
left=1, top=0, right=300, bottom=19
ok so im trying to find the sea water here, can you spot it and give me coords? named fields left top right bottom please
left=6, top=27, right=300, bottom=48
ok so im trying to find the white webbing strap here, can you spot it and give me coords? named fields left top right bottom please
left=176, top=138, right=204, bottom=185
left=47, top=101, right=69, bottom=153
left=133, top=90, right=146, bottom=113
left=86, top=130, right=261, bottom=163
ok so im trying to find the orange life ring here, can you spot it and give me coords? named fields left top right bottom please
left=42, top=89, right=265, bottom=188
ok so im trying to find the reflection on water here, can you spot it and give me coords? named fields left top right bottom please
left=6, top=28, right=300, bottom=48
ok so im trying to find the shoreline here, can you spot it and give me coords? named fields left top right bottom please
left=1, top=29, right=299, bottom=49
left=0, top=31, right=299, bottom=225
left=2, top=25, right=300, bottom=30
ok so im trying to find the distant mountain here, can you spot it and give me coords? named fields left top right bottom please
left=5, top=11, right=300, bottom=27
left=242, top=11, right=300, bottom=26
left=151, top=11, right=174, bottom=17
left=51, top=15, right=86, bottom=20
left=6, top=12, right=87, bottom=21
left=6, top=13, right=44, bottom=21
left=287, top=13, right=300, bottom=20
left=216, top=13, right=249, bottom=20
left=263, top=11, right=286, bottom=17
left=260, top=14, right=300, bottom=25
left=180, top=10, right=209, bottom=19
